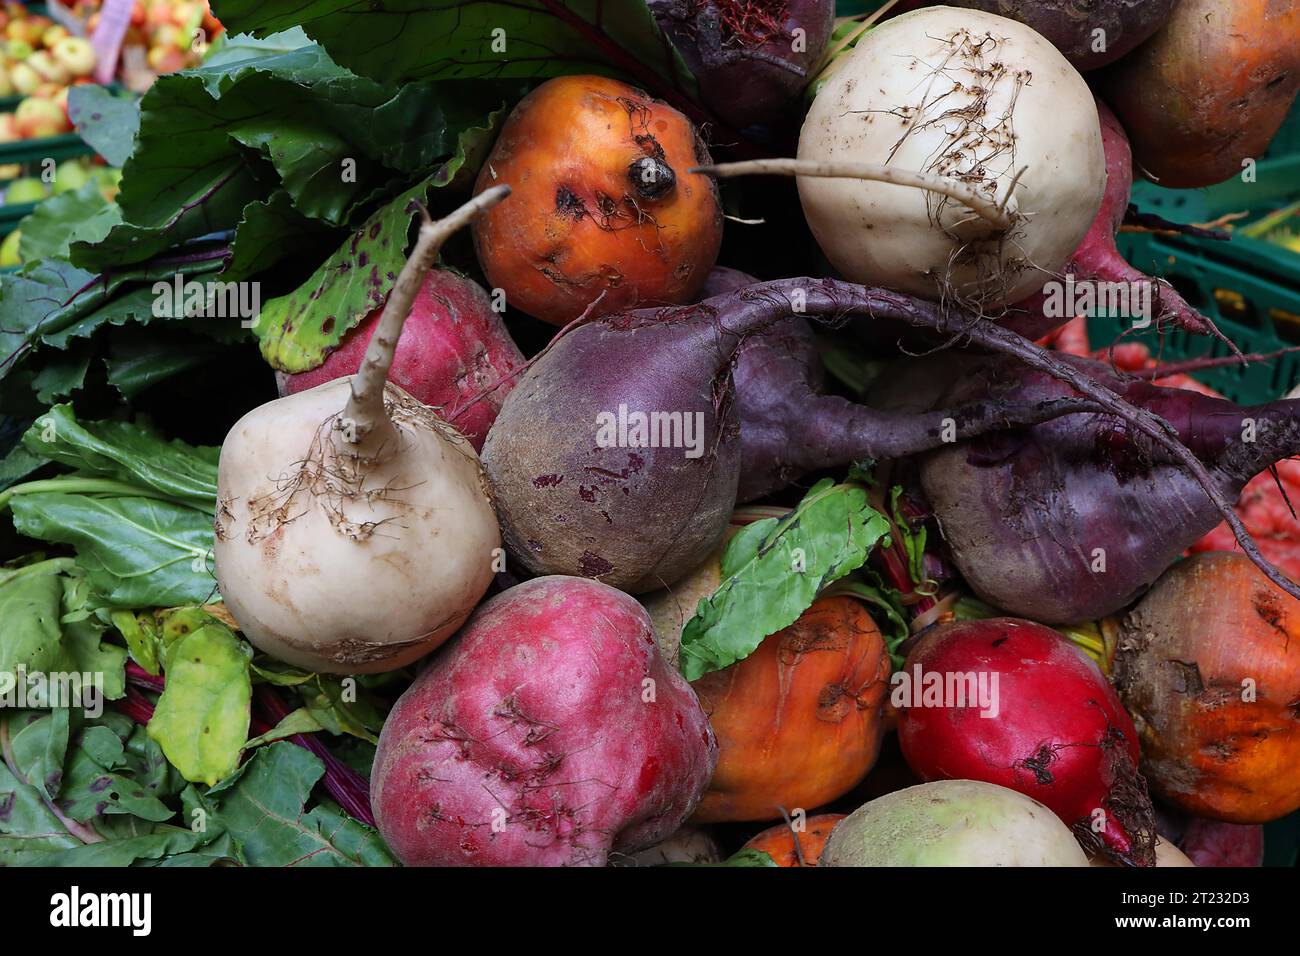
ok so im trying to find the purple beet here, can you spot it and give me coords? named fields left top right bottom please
left=649, top=0, right=834, bottom=129
left=944, top=0, right=1179, bottom=71
left=906, top=353, right=1300, bottom=622
left=710, top=269, right=1100, bottom=502
left=481, top=278, right=1290, bottom=599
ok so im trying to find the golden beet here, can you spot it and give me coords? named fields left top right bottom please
left=742, top=813, right=846, bottom=867
left=472, top=75, right=723, bottom=325
left=691, top=596, right=890, bottom=823
left=1115, top=552, right=1300, bottom=823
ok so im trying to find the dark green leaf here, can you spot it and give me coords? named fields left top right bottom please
left=17, top=183, right=122, bottom=263
left=216, top=0, right=695, bottom=94
left=22, top=404, right=219, bottom=510
left=206, top=741, right=395, bottom=866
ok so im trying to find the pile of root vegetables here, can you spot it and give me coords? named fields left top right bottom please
left=11, top=1, right=1296, bottom=869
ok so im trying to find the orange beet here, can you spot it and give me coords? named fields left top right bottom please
left=690, top=596, right=890, bottom=823
left=742, top=813, right=845, bottom=867
left=1115, top=552, right=1300, bottom=823
left=472, top=75, right=723, bottom=325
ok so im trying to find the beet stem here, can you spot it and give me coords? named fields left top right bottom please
left=344, top=186, right=511, bottom=443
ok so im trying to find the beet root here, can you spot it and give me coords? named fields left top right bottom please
left=485, top=277, right=1297, bottom=602
left=278, top=269, right=523, bottom=450
left=944, top=0, right=1178, bottom=71
left=1113, top=552, right=1300, bottom=823
left=370, top=576, right=717, bottom=866
left=650, top=0, right=834, bottom=129
left=897, top=617, right=1157, bottom=866
left=914, top=354, right=1300, bottom=622
left=1003, top=99, right=1216, bottom=341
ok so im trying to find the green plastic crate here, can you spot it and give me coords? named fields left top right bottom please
left=1095, top=156, right=1300, bottom=405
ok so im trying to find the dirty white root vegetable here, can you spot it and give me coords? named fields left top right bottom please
left=700, top=6, right=1105, bottom=310
left=213, top=188, right=509, bottom=674
left=821, top=779, right=1090, bottom=866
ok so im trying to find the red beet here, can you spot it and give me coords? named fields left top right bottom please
left=896, top=618, right=1158, bottom=866
left=370, top=576, right=717, bottom=866
left=1180, top=818, right=1265, bottom=867
left=279, top=269, right=523, bottom=450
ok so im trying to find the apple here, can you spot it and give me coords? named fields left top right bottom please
left=6, top=177, right=49, bottom=204
left=9, top=61, right=40, bottom=95
left=53, top=159, right=92, bottom=194
left=14, top=96, right=70, bottom=138
left=26, top=50, right=69, bottom=85
left=0, top=230, right=22, bottom=268
left=4, top=20, right=32, bottom=46
left=42, top=24, right=69, bottom=48
left=6, top=37, right=33, bottom=59
left=147, top=44, right=186, bottom=73
left=0, top=113, right=18, bottom=141
left=52, top=36, right=95, bottom=77
left=51, top=86, right=70, bottom=121
left=0, top=63, right=11, bottom=97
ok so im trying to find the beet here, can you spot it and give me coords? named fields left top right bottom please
left=649, top=0, right=834, bottom=129
left=278, top=268, right=523, bottom=450
left=483, top=277, right=1298, bottom=601
left=911, top=354, right=1300, bottom=622
left=1004, top=99, right=1216, bottom=341
left=944, top=0, right=1178, bottom=71
left=897, top=617, right=1157, bottom=866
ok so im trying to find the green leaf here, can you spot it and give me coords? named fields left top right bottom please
left=13, top=825, right=212, bottom=867
left=103, top=332, right=230, bottom=400
left=206, top=742, right=395, bottom=866
left=889, top=485, right=928, bottom=589
left=9, top=493, right=217, bottom=608
left=217, top=0, right=696, bottom=93
left=68, top=85, right=142, bottom=167
left=298, top=676, right=384, bottom=745
left=0, top=759, right=82, bottom=863
left=826, top=575, right=911, bottom=666
left=148, top=610, right=253, bottom=786
left=255, top=104, right=506, bottom=372
left=678, top=481, right=891, bottom=681
left=111, top=610, right=161, bottom=675
left=31, top=348, right=93, bottom=404
left=8, top=708, right=71, bottom=801
left=0, top=570, right=65, bottom=676
left=22, top=405, right=219, bottom=511
left=0, top=440, right=47, bottom=492
left=17, top=183, right=122, bottom=263
left=243, top=707, right=324, bottom=750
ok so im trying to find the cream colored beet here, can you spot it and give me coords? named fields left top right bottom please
left=214, top=378, right=499, bottom=673
left=795, top=6, right=1105, bottom=307
left=211, top=188, right=510, bottom=675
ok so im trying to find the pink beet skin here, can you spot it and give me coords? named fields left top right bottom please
left=370, top=576, right=718, bottom=867
left=1006, top=99, right=1210, bottom=340
left=280, top=269, right=523, bottom=450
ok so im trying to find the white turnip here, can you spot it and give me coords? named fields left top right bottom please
left=213, top=189, right=510, bottom=674
left=820, top=779, right=1089, bottom=866
left=699, top=6, right=1106, bottom=311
